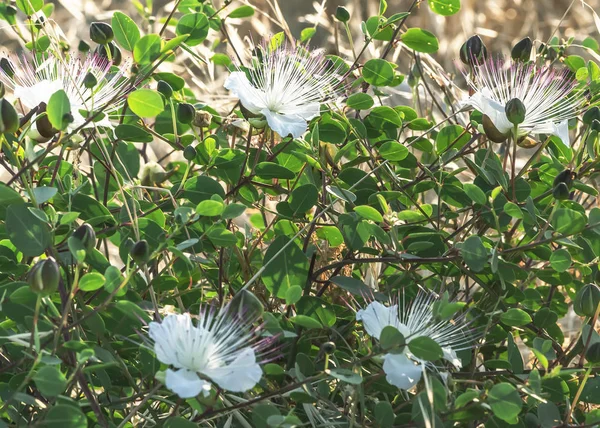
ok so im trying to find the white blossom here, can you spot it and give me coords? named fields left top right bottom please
left=356, top=292, right=474, bottom=390
left=461, top=57, right=586, bottom=145
left=224, top=42, right=342, bottom=139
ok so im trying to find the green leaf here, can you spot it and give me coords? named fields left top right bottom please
left=289, top=184, right=318, bottom=216
left=379, top=141, right=409, bottom=161
left=461, top=235, right=487, bottom=272
left=127, top=89, right=164, bottom=118
left=164, top=417, right=197, bottom=428
left=176, top=13, right=209, bottom=46
left=115, top=124, right=154, bottom=143
left=327, top=368, right=363, bottom=384
left=195, top=200, right=224, bottom=216
left=47, top=90, right=71, bottom=131
left=254, top=162, right=295, bottom=180
left=0, top=184, right=24, bottom=219
left=290, top=314, right=322, bottom=329
left=33, top=366, right=67, bottom=397
left=222, top=203, right=246, bottom=219
left=427, top=0, right=461, bottom=16
left=551, top=208, right=587, bottom=234
left=43, top=405, right=87, bottom=428
left=354, top=205, right=383, bottom=222
left=408, top=336, right=443, bottom=360
left=316, top=225, right=344, bottom=246
left=16, top=0, right=43, bottom=15
left=32, top=186, right=57, bottom=204
left=375, top=401, right=395, bottom=428
left=112, top=11, right=140, bottom=51
left=206, top=227, right=237, bottom=247
left=183, top=176, right=225, bottom=204
left=435, top=125, right=469, bottom=153
left=401, top=28, right=439, bottom=53
left=463, top=183, right=487, bottom=205
left=362, top=58, right=394, bottom=86
left=330, top=276, right=370, bottom=296
left=380, top=326, right=405, bottom=350
left=500, top=308, right=532, bottom=327
left=78, top=272, right=105, bottom=292
left=504, top=202, right=523, bottom=219
left=133, top=34, right=162, bottom=64
left=488, top=383, right=522, bottom=423
left=507, top=333, right=524, bottom=374
left=6, top=204, right=51, bottom=256
left=262, top=236, right=309, bottom=299
left=549, top=248, right=571, bottom=272
left=228, top=5, right=254, bottom=18
left=347, top=93, right=374, bottom=110
left=285, top=285, right=303, bottom=305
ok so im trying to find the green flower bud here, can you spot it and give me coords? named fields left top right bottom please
left=0, top=81, right=5, bottom=98
left=552, top=182, right=570, bottom=200
left=321, top=341, right=336, bottom=354
left=72, top=223, right=96, bottom=252
left=177, top=103, right=195, bottom=124
left=586, top=342, right=600, bottom=364
left=593, top=119, right=600, bottom=133
left=95, top=43, right=122, bottom=66
left=130, top=239, right=150, bottom=265
left=573, top=283, right=600, bottom=317
left=583, top=107, right=600, bottom=126
left=83, top=72, right=97, bottom=89
left=78, top=40, right=91, bottom=53
left=34, top=102, right=58, bottom=141
left=460, top=35, right=487, bottom=65
left=183, top=145, right=197, bottom=161
left=0, top=98, right=19, bottom=134
left=157, top=80, right=173, bottom=99
left=28, top=257, right=60, bottom=295
left=553, top=169, right=575, bottom=189
left=90, top=22, right=114, bottom=45
left=511, top=37, right=532, bottom=62
left=505, top=98, right=526, bottom=125
left=335, top=6, right=350, bottom=22
left=0, top=58, right=15, bottom=79
left=482, top=114, right=509, bottom=143
left=193, top=110, right=213, bottom=128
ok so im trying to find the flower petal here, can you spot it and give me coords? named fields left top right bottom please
left=14, top=80, right=63, bottom=109
left=261, top=108, right=308, bottom=138
left=478, top=92, right=513, bottom=134
left=550, top=120, right=570, bottom=146
left=224, top=71, right=266, bottom=115
left=382, top=353, right=423, bottom=390
left=356, top=301, right=408, bottom=340
left=149, top=313, right=193, bottom=369
left=278, top=101, right=321, bottom=121
left=165, top=368, right=211, bottom=398
left=442, top=347, right=462, bottom=369
left=202, top=347, right=262, bottom=393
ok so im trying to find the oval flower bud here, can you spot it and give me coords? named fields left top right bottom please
left=505, top=98, right=526, bottom=125
left=83, top=72, right=98, bottom=89
left=460, top=35, right=487, bottom=65
left=0, top=58, right=15, bottom=79
left=0, top=81, right=5, bottom=98
left=552, top=182, right=570, bottom=201
left=72, top=223, right=96, bottom=252
left=90, top=22, right=114, bottom=45
left=157, top=80, right=173, bottom=99
left=573, top=283, right=600, bottom=317
left=511, top=37, right=532, bottom=62
left=335, top=6, right=350, bottom=22
left=587, top=342, right=600, bottom=364
left=553, top=169, right=575, bottom=189
left=320, top=341, right=336, bottom=354
left=78, top=40, right=91, bottom=53
left=183, top=145, right=197, bottom=161
left=130, top=239, right=151, bottom=265
left=95, top=42, right=122, bottom=66
left=28, top=257, right=60, bottom=295
left=583, top=107, right=600, bottom=125
left=0, top=98, right=19, bottom=134
left=177, top=103, right=195, bottom=124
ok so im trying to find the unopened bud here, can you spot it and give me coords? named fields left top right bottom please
left=460, top=35, right=487, bottom=65
left=28, top=257, right=60, bottom=295
left=505, top=98, right=526, bottom=125
left=72, top=223, right=96, bottom=252
left=511, top=37, right=532, bottom=62
left=593, top=120, right=600, bottom=133
left=587, top=342, right=600, bottom=364
left=574, top=283, right=600, bottom=317
left=83, top=72, right=97, bottom=89
left=157, top=80, right=173, bottom=99
left=482, top=114, right=509, bottom=143
left=78, top=40, right=91, bottom=53
left=553, top=169, right=575, bottom=189
left=95, top=43, right=122, bottom=66
left=552, top=182, right=570, bottom=200
left=583, top=107, right=600, bottom=126
left=177, top=103, right=195, bottom=124
left=0, top=98, right=19, bottom=134
left=335, top=6, right=350, bottom=22
left=0, top=81, right=5, bottom=98
left=321, top=341, right=336, bottom=354
left=90, top=22, right=114, bottom=45
left=130, top=239, right=150, bottom=265
left=0, top=58, right=15, bottom=79
left=193, top=110, right=213, bottom=128
left=183, top=145, right=197, bottom=161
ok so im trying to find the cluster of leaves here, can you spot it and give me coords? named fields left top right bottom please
left=0, top=0, right=599, bottom=427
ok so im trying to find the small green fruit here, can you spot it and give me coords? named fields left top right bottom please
left=573, top=283, right=600, bottom=317
left=183, top=145, right=197, bottom=161
left=28, top=257, right=60, bottom=295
